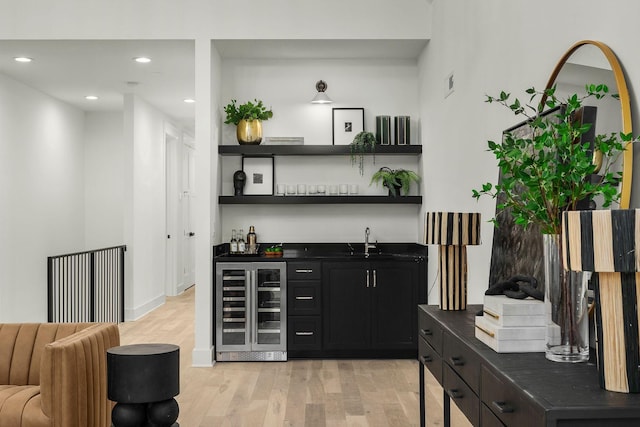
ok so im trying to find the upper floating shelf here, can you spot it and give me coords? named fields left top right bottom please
left=218, top=145, right=422, bottom=156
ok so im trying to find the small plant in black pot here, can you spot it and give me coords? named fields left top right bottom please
left=370, top=167, right=420, bottom=196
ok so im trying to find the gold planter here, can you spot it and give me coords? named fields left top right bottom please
left=236, top=119, right=263, bottom=145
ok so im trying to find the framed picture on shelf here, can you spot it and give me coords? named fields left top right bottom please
left=242, top=156, right=274, bottom=195
left=332, top=108, right=364, bottom=145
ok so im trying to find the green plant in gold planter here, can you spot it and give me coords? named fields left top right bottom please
left=224, top=99, right=273, bottom=144
left=350, top=131, right=377, bottom=176
left=370, top=167, right=420, bottom=196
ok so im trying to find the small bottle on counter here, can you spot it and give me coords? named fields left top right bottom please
left=238, top=228, right=246, bottom=254
left=230, top=229, right=238, bottom=254
left=247, top=226, right=257, bottom=254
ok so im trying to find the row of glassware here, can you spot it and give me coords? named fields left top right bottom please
left=276, top=183, right=359, bottom=196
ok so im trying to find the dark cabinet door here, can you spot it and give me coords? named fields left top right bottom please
left=371, top=260, right=418, bottom=349
left=323, top=261, right=371, bottom=349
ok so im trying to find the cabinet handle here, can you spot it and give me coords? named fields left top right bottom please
left=450, top=356, right=465, bottom=366
left=420, top=355, right=432, bottom=363
left=366, top=270, right=370, bottom=288
left=295, top=296, right=314, bottom=300
left=492, top=401, right=514, bottom=413
left=295, top=269, right=313, bottom=273
left=373, top=269, right=377, bottom=288
left=295, top=331, right=314, bottom=336
left=447, top=389, right=463, bottom=399
left=420, top=328, right=433, bottom=336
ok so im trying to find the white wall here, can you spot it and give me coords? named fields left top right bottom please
left=419, top=0, right=640, bottom=306
left=218, top=58, right=422, bottom=244
left=0, top=72, right=85, bottom=321
left=123, top=94, right=170, bottom=320
left=84, top=112, right=125, bottom=248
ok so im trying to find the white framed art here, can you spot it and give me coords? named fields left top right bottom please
left=242, top=156, right=274, bottom=195
left=332, top=108, right=364, bottom=145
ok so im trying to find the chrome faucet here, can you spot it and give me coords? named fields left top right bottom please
left=364, top=227, right=377, bottom=257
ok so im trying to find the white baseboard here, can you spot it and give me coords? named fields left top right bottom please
left=124, top=294, right=166, bottom=321
left=192, top=346, right=215, bottom=367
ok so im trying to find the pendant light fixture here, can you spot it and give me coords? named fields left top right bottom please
left=311, top=80, right=333, bottom=104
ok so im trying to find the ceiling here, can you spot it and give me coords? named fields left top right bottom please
left=0, top=40, right=196, bottom=130
left=0, top=39, right=428, bottom=134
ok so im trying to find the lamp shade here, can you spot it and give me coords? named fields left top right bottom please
left=563, top=209, right=640, bottom=273
left=425, top=212, right=481, bottom=246
left=311, top=91, right=332, bottom=104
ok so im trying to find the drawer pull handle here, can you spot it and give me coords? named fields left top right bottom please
left=295, top=269, right=313, bottom=273
left=295, top=331, right=314, bottom=336
left=447, top=388, right=463, bottom=399
left=492, top=401, right=514, bottom=413
left=450, top=356, right=465, bottom=366
left=475, top=324, right=495, bottom=338
left=420, top=328, right=432, bottom=336
left=483, top=308, right=500, bottom=320
left=420, top=355, right=432, bottom=363
left=295, top=296, right=314, bottom=300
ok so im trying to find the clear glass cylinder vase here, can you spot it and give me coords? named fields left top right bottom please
left=544, top=233, right=590, bottom=362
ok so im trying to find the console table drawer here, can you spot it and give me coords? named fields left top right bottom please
left=481, top=365, right=543, bottom=427
left=443, top=364, right=479, bottom=426
left=419, top=337, right=442, bottom=384
left=443, top=332, right=480, bottom=393
left=481, top=404, right=506, bottom=427
left=418, top=306, right=443, bottom=354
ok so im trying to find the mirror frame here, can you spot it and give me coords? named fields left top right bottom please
left=543, top=40, right=633, bottom=209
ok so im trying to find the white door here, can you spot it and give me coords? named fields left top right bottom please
left=182, top=138, right=196, bottom=288
left=165, top=125, right=181, bottom=297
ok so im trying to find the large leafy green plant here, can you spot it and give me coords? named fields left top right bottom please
left=472, top=84, right=632, bottom=235
left=223, top=99, right=273, bottom=125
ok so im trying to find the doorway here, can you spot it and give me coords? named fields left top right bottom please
left=182, top=136, right=196, bottom=289
left=165, top=124, right=181, bottom=297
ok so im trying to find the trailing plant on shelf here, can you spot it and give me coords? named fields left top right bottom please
left=223, top=99, right=273, bottom=125
left=370, top=167, right=420, bottom=196
left=350, top=131, right=377, bottom=176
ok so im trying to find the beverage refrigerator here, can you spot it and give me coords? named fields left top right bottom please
left=215, top=262, right=287, bottom=361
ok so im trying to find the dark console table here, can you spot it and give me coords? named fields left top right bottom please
left=418, top=304, right=640, bottom=427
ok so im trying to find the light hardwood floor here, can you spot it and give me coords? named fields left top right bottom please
left=118, top=286, right=462, bottom=427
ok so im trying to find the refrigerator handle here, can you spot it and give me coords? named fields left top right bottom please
left=250, top=269, right=256, bottom=345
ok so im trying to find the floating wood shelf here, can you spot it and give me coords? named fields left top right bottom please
left=218, top=145, right=422, bottom=156
left=219, top=195, right=422, bottom=205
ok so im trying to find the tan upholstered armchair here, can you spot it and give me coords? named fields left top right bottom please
left=0, top=323, right=120, bottom=427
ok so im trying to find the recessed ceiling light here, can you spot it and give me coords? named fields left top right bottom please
left=14, top=57, right=33, bottom=63
left=183, top=98, right=195, bottom=103
left=134, top=57, right=151, bottom=63
left=85, top=95, right=99, bottom=100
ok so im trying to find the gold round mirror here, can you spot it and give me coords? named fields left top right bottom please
left=543, top=40, right=633, bottom=208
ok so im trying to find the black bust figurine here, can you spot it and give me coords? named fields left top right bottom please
left=233, top=170, right=247, bottom=195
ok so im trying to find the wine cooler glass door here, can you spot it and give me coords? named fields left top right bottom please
left=216, top=265, right=251, bottom=351
left=253, top=265, right=287, bottom=350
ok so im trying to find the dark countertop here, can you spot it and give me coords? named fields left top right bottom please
left=213, top=242, right=427, bottom=261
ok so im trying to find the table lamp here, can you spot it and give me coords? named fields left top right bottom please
left=425, top=212, right=481, bottom=310
left=563, top=209, right=640, bottom=393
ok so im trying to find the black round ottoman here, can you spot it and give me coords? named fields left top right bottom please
left=107, top=343, right=180, bottom=427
